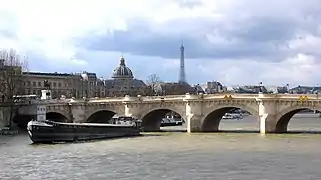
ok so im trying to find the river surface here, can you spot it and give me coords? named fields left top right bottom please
left=1, top=114, right=321, bottom=180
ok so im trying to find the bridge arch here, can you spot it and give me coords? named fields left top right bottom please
left=12, top=114, right=33, bottom=130
left=86, top=109, right=118, bottom=123
left=46, top=112, right=69, bottom=122
left=201, top=104, right=259, bottom=132
left=140, top=107, right=185, bottom=132
left=11, top=111, right=69, bottom=130
left=276, top=105, right=321, bottom=133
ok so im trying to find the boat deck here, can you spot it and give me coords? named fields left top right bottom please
left=43, top=121, right=138, bottom=127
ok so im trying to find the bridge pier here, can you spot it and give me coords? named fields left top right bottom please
left=184, top=94, right=204, bottom=133
left=0, top=106, right=11, bottom=128
left=186, top=114, right=202, bottom=133
left=257, top=94, right=278, bottom=134
left=259, top=114, right=278, bottom=134
left=71, top=104, right=86, bottom=123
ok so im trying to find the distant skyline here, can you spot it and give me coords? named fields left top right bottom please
left=1, top=0, right=321, bottom=86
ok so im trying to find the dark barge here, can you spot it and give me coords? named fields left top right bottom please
left=27, top=116, right=142, bottom=144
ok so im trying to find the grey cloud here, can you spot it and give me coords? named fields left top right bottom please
left=79, top=18, right=296, bottom=60
left=77, top=2, right=321, bottom=62
left=176, top=0, right=203, bottom=9
left=224, top=18, right=298, bottom=43
left=0, top=29, right=16, bottom=39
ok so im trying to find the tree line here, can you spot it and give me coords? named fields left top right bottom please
left=0, top=48, right=28, bottom=128
left=146, top=73, right=163, bottom=96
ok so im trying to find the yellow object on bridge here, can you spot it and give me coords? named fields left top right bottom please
left=224, top=95, right=233, bottom=100
left=299, top=95, right=308, bottom=102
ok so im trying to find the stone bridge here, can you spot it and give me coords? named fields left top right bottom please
left=23, top=93, right=321, bottom=134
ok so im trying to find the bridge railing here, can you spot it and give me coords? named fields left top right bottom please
left=203, top=94, right=259, bottom=98
left=23, top=93, right=321, bottom=105
left=274, top=94, right=320, bottom=99
left=140, top=95, right=186, bottom=101
left=88, top=96, right=126, bottom=100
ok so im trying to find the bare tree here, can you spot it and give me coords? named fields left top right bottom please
left=146, top=74, right=162, bottom=95
left=0, top=48, right=28, bottom=128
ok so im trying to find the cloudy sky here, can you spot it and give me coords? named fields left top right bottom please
left=1, top=0, right=321, bottom=86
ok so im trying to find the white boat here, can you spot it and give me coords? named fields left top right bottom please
left=160, top=118, right=183, bottom=127
left=222, top=113, right=243, bottom=120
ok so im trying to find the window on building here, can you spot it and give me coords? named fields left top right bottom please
left=38, top=82, right=41, bottom=87
left=52, top=90, right=57, bottom=98
left=32, top=90, right=36, bottom=94
left=53, top=82, right=57, bottom=87
left=58, top=82, right=61, bottom=87
left=32, top=81, right=36, bottom=87
left=27, top=81, right=31, bottom=86
left=27, top=89, right=31, bottom=94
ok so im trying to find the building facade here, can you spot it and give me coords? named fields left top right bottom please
left=159, top=82, right=193, bottom=95
left=21, top=72, right=104, bottom=99
left=20, top=55, right=147, bottom=98
left=104, top=56, right=147, bottom=97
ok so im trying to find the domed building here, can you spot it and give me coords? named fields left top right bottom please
left=112, top=56, right=134, bottom=79
left=104, top=56, right=147, bottom=97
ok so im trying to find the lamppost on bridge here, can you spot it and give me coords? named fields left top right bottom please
left=315, top=84, right=321, bottom=117
left=194, top=84, right=200, bottom=95
left=258, top=82, right=263, bottom=94
left=81, top=72, right=89, bottom=98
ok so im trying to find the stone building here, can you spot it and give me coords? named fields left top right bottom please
left=159, top=82, right=193, bottom=95
left=204, top=81, right=224, bottom=94
left=6, top=55, right=146, bottom=99
left=104, top=56, right=147, bottom=97
left=21, top=71, right=104, bottom=99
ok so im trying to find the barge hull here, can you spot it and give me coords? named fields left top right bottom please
left=27, top=121, right=141, bottom=144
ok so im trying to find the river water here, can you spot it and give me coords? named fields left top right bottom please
left=1, top=114, right=321, bottom=180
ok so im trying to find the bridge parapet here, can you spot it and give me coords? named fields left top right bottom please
left=87, top=98, right=124, bottom=103
left=255, top=93, right=321, bottom=101
left=24, top=93, right=321, bottom=107
left=42, top=99, right=73, bottom=104
left=276, top=94, right=320, bottom=100
left=88, top=96, right=125, bottom=101
left=140, top=95, right=186, bottom=100
left=203, top=94, right=259, bottom=100
left=204, top=93, right=259, bottom=98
